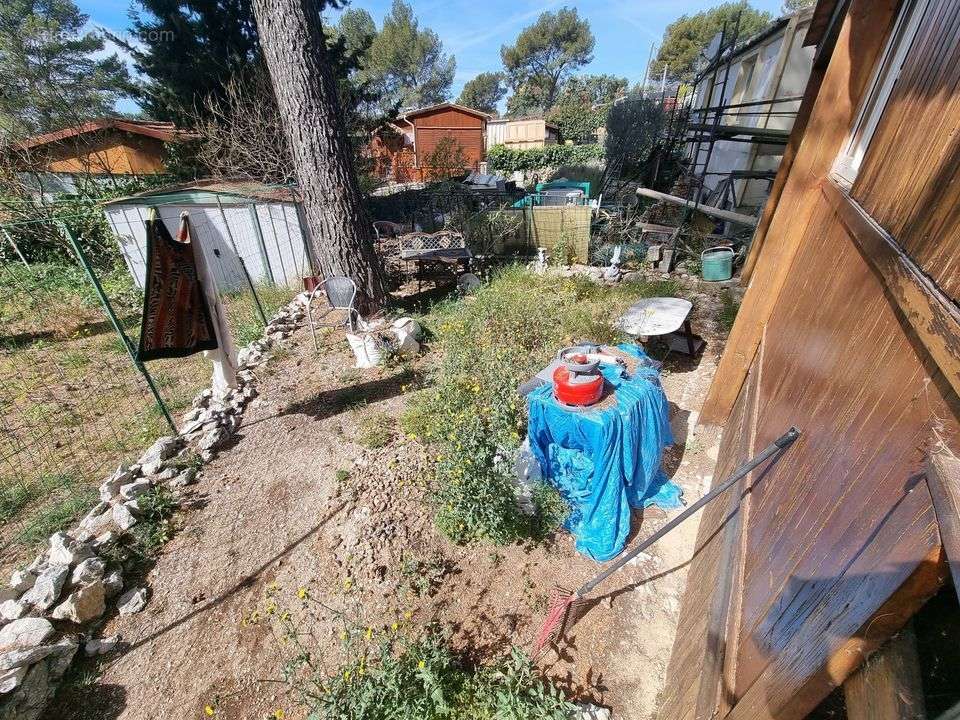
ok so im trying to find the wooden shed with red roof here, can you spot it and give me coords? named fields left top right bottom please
left=14, top=117, right=193, bottom=177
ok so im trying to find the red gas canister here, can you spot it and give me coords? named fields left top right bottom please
left=552, top=354, right=604, bottom=406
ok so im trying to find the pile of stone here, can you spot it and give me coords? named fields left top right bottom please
left=0, top=293, right=308, bottom=720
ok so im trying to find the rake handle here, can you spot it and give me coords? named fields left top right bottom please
left=574, top=426, right=800, bottom=599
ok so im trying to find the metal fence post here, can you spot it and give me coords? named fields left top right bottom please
left=59, top=223, right=177, bottom=435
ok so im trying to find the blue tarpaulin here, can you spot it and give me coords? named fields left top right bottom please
left=527, top=344, right=681, bottom=561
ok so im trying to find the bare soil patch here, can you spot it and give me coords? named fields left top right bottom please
left=48, top=278, right=729, bottom=720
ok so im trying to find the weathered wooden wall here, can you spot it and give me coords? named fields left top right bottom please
left=659, top=1, right=960, bottom=718
left=38, top=132, right=168, bottom=175
left=412, top=107, right=485, bottom=171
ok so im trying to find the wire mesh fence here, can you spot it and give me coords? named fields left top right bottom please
left=0, top=207, right=298, bottom=569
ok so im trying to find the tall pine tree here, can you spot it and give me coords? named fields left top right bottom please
left=0, top=0, right=131, bottom=136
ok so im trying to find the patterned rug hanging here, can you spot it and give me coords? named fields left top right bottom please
left=137, top=208, right=218, bottom=361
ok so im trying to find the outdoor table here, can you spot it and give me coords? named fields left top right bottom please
left=526, top=345, right=680, bottom=561
left=617, top=297, right=703, bottom=356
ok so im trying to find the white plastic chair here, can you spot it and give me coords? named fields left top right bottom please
left=307, top=276, right=358, bottom=351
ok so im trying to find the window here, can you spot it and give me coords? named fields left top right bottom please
left=832, top=0, right=930, bottom=187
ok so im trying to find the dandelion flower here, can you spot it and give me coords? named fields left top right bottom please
left=296, top=587, right=309, bottom=600
left=418, top=660, right=426, bottom=670
left=204, top=706, right=215, bottom=716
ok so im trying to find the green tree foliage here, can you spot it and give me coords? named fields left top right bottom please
left=0, top=0, right=131, bottom=136
left=782, top=0, right=815, bottom=10
left=120, top=0, right=262, bottom=124
left=456, top=72, right=506, bottom=115
left=546, top=74, right=627, bottom=143
left=501, top=8, right=594, bottom=116
left=356, top=0, right=455, bottom=116
left=652, top=1, right=772, bottom=82
left=603, top=92, right=672, bottom=191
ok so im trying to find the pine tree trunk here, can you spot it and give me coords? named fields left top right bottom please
left=251, top=0, right=386, bottom=313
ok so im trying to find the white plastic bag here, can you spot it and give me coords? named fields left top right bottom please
left=346, top=333, right=383, bottom=369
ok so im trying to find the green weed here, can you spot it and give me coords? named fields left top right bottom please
left=358, top=412, right=395, bottom=449
left=18, top=487, right=97, bottom=546
left=718, top=289, right=740, bottom=333
left=404, top=265, right=674, bottom=545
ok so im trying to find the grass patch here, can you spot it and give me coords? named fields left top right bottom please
left=19, top=486, right=98, bottom=546
left=403, top=265, right=679, bottom=545
left=718, top=289, right=740, bottom=333
left=358, top=412, right=395, bottom=449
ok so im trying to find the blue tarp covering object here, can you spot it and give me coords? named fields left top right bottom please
left=527, top=344, right=681, bottom=561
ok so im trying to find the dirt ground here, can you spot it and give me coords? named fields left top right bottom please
left=49, top=280, right=728, bottom=720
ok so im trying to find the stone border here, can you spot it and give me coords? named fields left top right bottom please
left=0, top=293, right=309, bottom=720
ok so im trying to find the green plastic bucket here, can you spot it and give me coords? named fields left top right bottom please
left=701, top=246, right=734, bottom=282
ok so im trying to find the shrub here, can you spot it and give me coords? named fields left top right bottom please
left=486, top=143, right=605, bottom=173
left=404, top=266, right=680, bottom=545
left=280, top=621, right=574, bottom=720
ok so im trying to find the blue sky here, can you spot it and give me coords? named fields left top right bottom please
left=79, top=0, right=785, bottom=113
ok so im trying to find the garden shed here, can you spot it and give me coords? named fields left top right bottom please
left=102, top=180, right=314, bottom=292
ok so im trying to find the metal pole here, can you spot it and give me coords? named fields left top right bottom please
left=59, top=223, right=177, bottom=434
left=1, top=227, right=30, bottom=267
left=641, top=42, right=655, bottom=98
left=215, top=197, right=268, bottom=327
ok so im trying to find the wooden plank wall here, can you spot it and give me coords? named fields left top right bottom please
left=851, top=0, right=960, bottom=304
left=699, top=0, right=900, bottom=425
left=660, top=1, right=960, bottom=718
left=413, top=107, right=485, bottom=170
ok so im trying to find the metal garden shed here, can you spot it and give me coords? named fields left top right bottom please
left=102, top=180, right=314, bottom=292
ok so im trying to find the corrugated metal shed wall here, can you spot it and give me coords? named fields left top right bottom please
left=104, top=201, right=311, bottom=291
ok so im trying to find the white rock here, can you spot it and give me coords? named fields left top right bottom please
left=123, top=499, right=140, bottom=515
left=169, top=468, right=197, bottom=489
left=103, top=571, right=123, bottom=599
left=25, top=556, right=46, bottom=575
left=20, top=565, right=69, bottom=612
left=9, top=571, right=34, bottom=598
left=48, top=532, right=93, bottom=566
left=84, top=634, right=120, bottom=657
left=575, top=704, right=612, bottom=720
left=116, top=587, right=147, bottom=615
left=51, top=582, right=105, bottom=624
left=0, top=665, right=27, bottom=693
left=180, top=407, right=202, bottom=423
left=138, top=436, right=179, bottom=466
left=98, top=466, right=133, bottom=502
left=198, top=428, right=227, bottom=451
left=192, top=388, right=213, bottom=409
left=140, top=460, right=164, bottom=476
left=92, top=532, right=117, bottom=553
left=153, top=467, right=177, bottom=482
left=70, top=558, right=105, bottom=586
left=119, top=478, right=151, bottom=501
left=79, top=502, right=109, bottom=529
left=0, top=618, right=54, bottom=653
left=0, top=601, right=28, bottom=622
left=112, top=503, right=137, bottom=531
left=81, top=507, right=114, bottom=535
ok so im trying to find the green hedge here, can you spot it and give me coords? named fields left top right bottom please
left=486, top=143, right=605, bottom=172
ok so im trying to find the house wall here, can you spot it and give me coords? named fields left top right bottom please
left=104, top=200, right=311, bottom=291
left=661, top=1, right=960, bottom=719
left=37, top=132, right=168, bottom=175
left=691, top=10, right=815, bottom=213
left=486, top=119, right=557, bottom=150
left=412, top=107, right=485, bottom=170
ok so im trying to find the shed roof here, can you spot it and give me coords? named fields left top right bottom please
left=17, top=118, right=195, bottom=150
left=488, top=116, right=559, bottom=130
left=398, top=102, right=492, bottom=121
left=102, top=178, right=300, bottom=207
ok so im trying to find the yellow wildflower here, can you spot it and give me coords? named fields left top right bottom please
left=418, top=660, right=426, bottom=670
left=204, top=706, right=215, bottom=716
left=365, top=626, right=373, bottom=641
left=340, top=630, right=348, bottom=641
left=403, top=610, right=412, bottom=620
left=343, top=670, right=352, bottom=682
left=296, top=587, right=309, bottom=600
left=343, top=578, right=353, bottom=590
left=391, top=622, right=399, bottom=632
left=273, top=710, right=285, bottom=720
